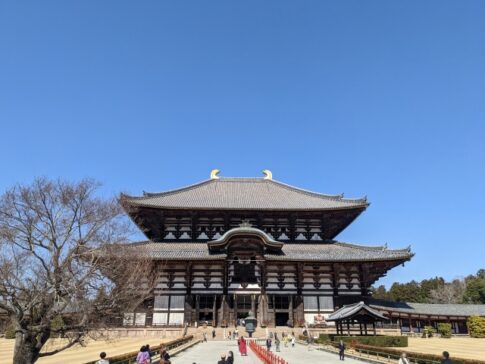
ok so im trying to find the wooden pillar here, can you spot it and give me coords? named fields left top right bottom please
left=294, top=295, right=304, bottom=326
left=213, top=294, right=217, bottom=327
left=347, top=320, right=350, bottom=336
left=359, top=323, right=363, bottom=336
left=364, top=323, right=368, bottom=335
left=372, top=322, right=376, bottom=336
left=251, top=294, right=256, bottom=315
left=289, top=295, right=294, bottom=325
left=408, top=316, right=413, bottom=333
left=233, top=294, right=237, bottom=325
left=195, top=295, right=200, bottom=323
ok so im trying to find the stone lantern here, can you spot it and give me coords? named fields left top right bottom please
left=245, top=311, right=257, bottom=338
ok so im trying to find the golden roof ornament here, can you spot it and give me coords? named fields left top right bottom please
left=262, top=169, right=273, bottom=180
left=210, top=169, right=220, bottom=179
left=239, top=220, right=252, bottom=228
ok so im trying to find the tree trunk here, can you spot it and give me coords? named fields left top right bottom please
left=13, top=332, right=40, bottom=364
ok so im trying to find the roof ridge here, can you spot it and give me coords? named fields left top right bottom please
left=121, top=179, right=215, bottom=200
left=267, top=179, right=366, bottom=202
left=334, top=241, right=387, bottom=250
left=334, top=241, right=412, bottom=253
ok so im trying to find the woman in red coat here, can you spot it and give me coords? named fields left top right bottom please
left=238, top=336, right=247, bottom=356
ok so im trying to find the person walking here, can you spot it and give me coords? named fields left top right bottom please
left=291, top=335, right=296, bottom=348
left=441, top=351, right=453, bottom=364
left=238, top=336, right=247, bottom=356
left=399, top=353, right=410, bottom=364
left=226, top=350, right=234, bottom=364
left=338, top=340, right=346, bottom=361
left=160, top=345, right=171, bottom=364
left=96, top=352, right=109, bottom=364
left=136, top=346, right=150, bottom=364
left=266, top=337, right=272, bottom=351
left=217, top=353, right=227, bottom=364
left=212, top=328, right=216, bottom=339
left=275, top=333, right=281, bottom=352
left=203, top=332, right=208, bottom=342
left=145, top=344, right=153, bottom=363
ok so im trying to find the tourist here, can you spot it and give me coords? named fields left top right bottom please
left=275, top=333, right=281, bottom=352
left=441, top=351, right=453, bottom=364
left=96, top=352, right=109, bottom=364
left=266, top=337, right=272, bottom=351
left=291, top=335, right=296, bottom=348
left=338, top=340, right=346, bottom=361
left=217, top=353, right=226, bottom=364
left=226, top=350, right=234, bottom=364
left=203, top=332, right=208, bottom=342
left=238, top=336, right=248, bottom=356
left=145, top=344, right=153, bottom=363
left=136, top=346, right=150, bottom=364
left=212, top=328, right=216, bottom=339
left=398, top=353, right=409, bottom=364
left=160, top=345, right=171, bottom=364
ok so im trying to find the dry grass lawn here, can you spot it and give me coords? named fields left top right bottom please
left=403, top=337, right=485, bottom=361
left=0, top=336, right=176, bottom=364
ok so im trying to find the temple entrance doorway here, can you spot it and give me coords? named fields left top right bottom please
left=235, top=294, right=257, bottom=319
left=275, top=312, right=289, bottom=326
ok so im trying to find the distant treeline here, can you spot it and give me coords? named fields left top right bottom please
left=371, top=269, right=485, bottom=304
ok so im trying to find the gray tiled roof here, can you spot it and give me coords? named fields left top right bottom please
left=327, top=301, right=389, bottom=322
left=125, top=241, right=412, bottom=262
left=369, top=299, right=485, bottom=317
left=121, top=178, right=368, bottom=211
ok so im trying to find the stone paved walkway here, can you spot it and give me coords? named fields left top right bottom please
left=170, top=340, right=261, bottom=364
left=170, top=341, right=365, bottom=364
left=266, top=343, right=363, bottom=364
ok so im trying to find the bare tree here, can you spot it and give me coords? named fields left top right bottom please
left=429, top=279, right=467, bottom=304
left=0, top=178, right=154, bottom=364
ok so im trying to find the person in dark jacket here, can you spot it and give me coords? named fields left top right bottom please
left=338, top=340, right=346, bottom=360
left=160, top=345, right=170, bottom=364
left=226, top=350, right=234, bottom=364
left=266, top=338, right=272, bottom=351
left=441, top=351, right=453, bottom=364
left=145, top=344, right=153, bottom=363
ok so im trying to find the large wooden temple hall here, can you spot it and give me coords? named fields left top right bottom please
left=120, top=170, right=413, bottom=328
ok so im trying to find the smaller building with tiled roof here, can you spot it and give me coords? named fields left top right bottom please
left=366, top=298, right=485, bottom=335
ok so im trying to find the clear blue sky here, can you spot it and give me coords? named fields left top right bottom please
left=1, top=1, right=484, bottom=287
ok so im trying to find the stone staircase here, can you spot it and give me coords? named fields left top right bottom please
left=186, top=326, right=300, bottom=341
